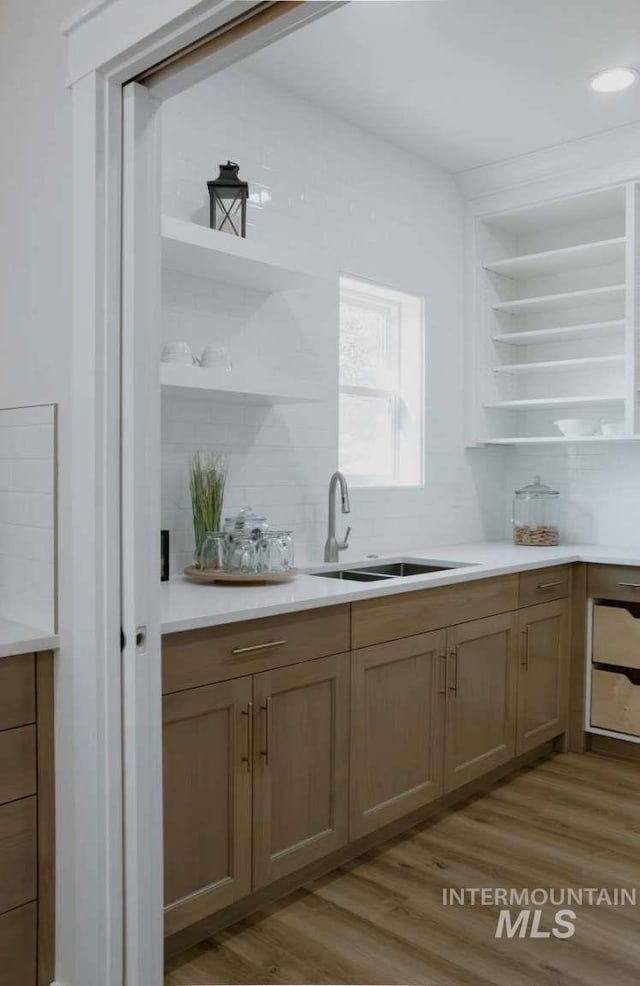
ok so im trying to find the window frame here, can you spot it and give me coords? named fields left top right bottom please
left=338, top=275, right=425, bottom=489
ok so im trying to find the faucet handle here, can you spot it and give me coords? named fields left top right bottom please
left=338, top=526, right=351, bottom=551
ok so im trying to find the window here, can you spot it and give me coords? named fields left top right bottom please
left=339, top=276, right=424, bottom=487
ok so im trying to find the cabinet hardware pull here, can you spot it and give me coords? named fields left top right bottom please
left=537, top=580, right=563, bottom=589
left=241, top=702, right=253, bottom=772
left=260, top=696, right=271, bottom=765
left=521, top=629, right=529, bottom=670
left=448, top=649, right=458, bottom=695
left=439, top=653, right=448, bottom=695
left=232, top=639, right=287, bottom=655
left=617, top=582, right=640, bottom=589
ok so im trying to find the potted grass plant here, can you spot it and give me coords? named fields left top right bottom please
left=189, top=451, right=227, bottom=562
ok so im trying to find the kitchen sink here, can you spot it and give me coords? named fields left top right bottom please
left=311, top=569, right=390, bottom=582
left=307, top=559, right=474, bottom=582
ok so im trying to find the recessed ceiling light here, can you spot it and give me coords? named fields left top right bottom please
left=591, top=67, right=638, bottom=93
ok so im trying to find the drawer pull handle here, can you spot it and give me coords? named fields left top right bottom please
left=617, top=582, right=640, bottom=589
left=439, top=653, right=448, bottom=695
left=537, top=580, right=563, bottom=589
left=448, top=649, right=458, bottom=696
left=260, top=696, right=271, bottom=765
left=241, top=701, right=253, bottom=772
left=232, top=639, right=287, bottom=655
left=521, top=629, right=529, bottom=670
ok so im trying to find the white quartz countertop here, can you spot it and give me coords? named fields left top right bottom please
left=0, top=618, right=59, bottom=659
left=161, top=540, right=640, bottom=634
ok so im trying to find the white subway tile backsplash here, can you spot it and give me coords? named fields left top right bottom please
left=0, top=424, right=53, bottom=460
left=10, top=459, right=53, bottom=493
left=506, top=444, right=640, bottom=545
left=160, top=67, right=509, bottom=573
left=0, top=405, right=55, bottom=630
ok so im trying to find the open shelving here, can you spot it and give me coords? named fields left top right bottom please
left=492, top=283, right=625, bottom=316
left=485, top=435, right=640, bottom=445
left=160, top=217, right=330, bottom=405
left=161, top=215, right=322, bottom=293
left=485, top=395, right=623, bottom=410
left=493, top=355, right=624, bottom=375
left=492, top=320, right=625, bottom=346
left=160, top=362, right=324, bottom=404
left=483, top=236, right=625, bottom=279
left=467, top=181, right=639, bottom=445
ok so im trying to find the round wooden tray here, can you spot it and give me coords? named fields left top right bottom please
left=183, top=565, right=299, bottom=585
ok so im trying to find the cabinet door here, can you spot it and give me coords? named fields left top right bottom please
left=517, top=600, right=569, bottom=754
left=0, top=902, right=37, bottom=986
left=445, top=613, right=517, bottom=792
left=163, top=677, right=252, bottom=936
left=252, top=653, right=349, bottom=889
left=350, top=630, right=446, bottom=839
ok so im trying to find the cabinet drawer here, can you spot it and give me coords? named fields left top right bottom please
left=0, top=901, right=36, bottom=986
left=0, top=797, right=37, bottom=914
left=0, top=727, right=36, bottom=806
left=593, top=604, right=640, bottom=670
left=162, top=604, right=350, bottom=693
left=351, top=575, right=518, bottom=650
left=519, top=565, right=570, bottom=608
left=588, top=564, right=640, bottom=603
left=0, top=655, right=35, bottom=732
left=591, top=667, right=640, bottom=737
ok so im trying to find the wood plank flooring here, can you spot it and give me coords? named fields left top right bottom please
left=165, top=752, right=640, bottom=985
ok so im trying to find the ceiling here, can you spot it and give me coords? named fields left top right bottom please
left=243, top=0, right=640, bottom=174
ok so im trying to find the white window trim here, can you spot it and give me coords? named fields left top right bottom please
left=339, top=275, right=425, bottom=489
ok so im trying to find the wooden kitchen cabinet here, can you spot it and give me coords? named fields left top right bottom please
left=351, top=574, right=518, bottom=649
left=444, top=613, right=518, bottom=792
left=0, top=652, right=54, bottom=986
left=0, top=902, right=37, bottom=986
left=349, top=630, right=446, bottom=839
left=162, top=572, right=575, bottom=945
left=516, top=600, right=569, bottom=754
left=163, top=677, right=253, bottom=936
left=518, top=565, right=570, bottom=608
left=252, top=653, right=349, bottom=888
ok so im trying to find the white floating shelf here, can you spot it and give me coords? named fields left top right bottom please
left=492, top=320, right=625, bottom=345
left=485, top=435, right=638, bottom=446
left=161, top=216, right=324, bottom=292
left=493, top=283, right=625, bottom=315
left=494, top=355, right=624, bottom=375
left=486, top=395, right=623, bottom=410
left=160, top=362, right=325, bottom=404
left=484, top=236, right=625, bottom=280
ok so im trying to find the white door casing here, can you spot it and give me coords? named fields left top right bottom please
left=121, top=81, right=164, bottom=986
left=64, top=4, right=344, bottom=985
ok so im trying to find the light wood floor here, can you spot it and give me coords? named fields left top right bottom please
left=165, top=752, right=640, bottom=986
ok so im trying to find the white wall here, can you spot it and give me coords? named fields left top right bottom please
left=161, top=66, right=506, bottom=569
left=457, top=123, right=640, bottom=546
left=0, top=405, right=56, bottom=630
left=0, top=1, right=78, bottom=983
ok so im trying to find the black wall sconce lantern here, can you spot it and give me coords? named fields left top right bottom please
left=207, top=161, right=249, bottom=237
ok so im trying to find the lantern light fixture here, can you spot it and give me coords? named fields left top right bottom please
left=207, top=161, right=249, bottom=237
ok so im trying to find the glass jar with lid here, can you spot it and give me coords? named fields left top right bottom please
left=223, top=505, right=268, bottom=539
left=512, top=476, right=560, bottom=546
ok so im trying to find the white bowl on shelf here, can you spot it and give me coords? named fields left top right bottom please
left=600, top=422, right=625, bottom=437
left=554, top=418, right=599, bottom=437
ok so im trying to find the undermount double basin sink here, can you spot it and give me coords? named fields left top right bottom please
left=308, top=558, right=475, bottom=583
